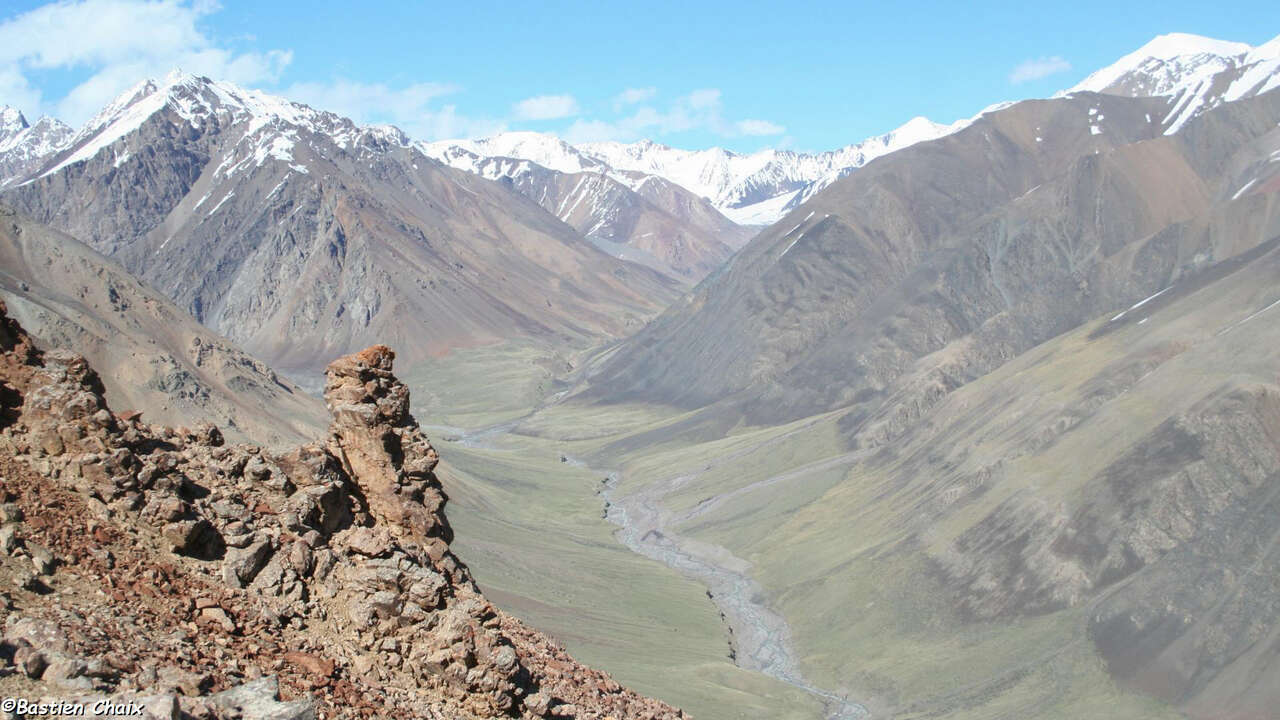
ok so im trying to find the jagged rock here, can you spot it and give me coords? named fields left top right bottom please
left=5, top=616, right=70, bottom=653
left=42, top=652, right=91, bottom=690
left=323, top=346, right=449, bottom=546
left=223, top=539, right=273, bottom=588
left=286, top=483, right=350, bottom=534
left=14, top=645, right=47, bottom=678
left=282, top=652, right=333, bottom=679
left=27, top=543, right=55, bottom=575
left=155, top=665, right=209, bottom=696
left=197, top=607, right=236, bottom=633
left=162, top=519, right=219, bottom=557
left=342, top=526, right=391, bottom=557
left=286, top=541, right=313, bottom=576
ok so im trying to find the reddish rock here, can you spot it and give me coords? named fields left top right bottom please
left=283, top=651, right=334, bottom=678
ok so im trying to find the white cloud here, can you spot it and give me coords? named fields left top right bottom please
left=1009, top=56, right=1072, bottom=84
left=512, top=94, right=579, bottom=121
left=612, top=86, right=655, bottom=110
left=0, top=64, right=41, bottom=116
left=283, top=79, right=503, bottom=140
left=686, top=88, right=721, bottom=110
left=0, top=0, right=291, bottom=125
left=563, top=118, right=623, bottom=144
left=736, top=119, right=785, bottom=136
left=0, top=2, right=785, bottom=149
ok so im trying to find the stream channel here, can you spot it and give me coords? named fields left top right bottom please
left=431, top=420, right=867, bottom=720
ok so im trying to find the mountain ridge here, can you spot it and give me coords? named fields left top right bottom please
left=1, top=71, right=683, bottom=382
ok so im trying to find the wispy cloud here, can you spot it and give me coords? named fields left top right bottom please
left=0, top=0, right=291, bottom=124
left=0, top=2, right=787, bottom=148
left=564, top=87, right=786, bottom=144
left=736, top=119, right=785, bottom=136
left=1009, top=56, right=1072, bottom=84
left=612, top=86, right=655, bottom=110
left=512, top=94, right=579, bottom=121
left=284, top=79, right=503, bottom=140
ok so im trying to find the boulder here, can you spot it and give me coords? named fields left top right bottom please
left=205, top=676, right=315, bottom=720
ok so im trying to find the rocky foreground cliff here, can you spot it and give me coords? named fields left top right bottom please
left=0, top=299, right=684, bottom=719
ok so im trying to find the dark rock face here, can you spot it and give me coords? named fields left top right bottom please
left=0, top=300, right=686, bottom=719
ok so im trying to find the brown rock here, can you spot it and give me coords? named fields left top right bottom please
left=28, top=542, right=55, bottom=575
left=14, top=645, right=47, bottom=678
left=198, top=607, right=236, bottom=633
left=283, top=651, right=334, bottom=678
left=343, top=526, right=392, bottom=557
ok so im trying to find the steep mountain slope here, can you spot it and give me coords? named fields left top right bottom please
left=589, top=91, right=1174, bottom=417
left=2, top=73, right=681, bottom=380
left=590, top=217, right=1280, bottom=718
left=0, top=203, right=324, bottom=446
left=0, top=107, right=72, bottom=188
left=425, top=143, right=752, bottom=280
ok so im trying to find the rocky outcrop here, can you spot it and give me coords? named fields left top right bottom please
left=0, top=299, right=685, bottom=719
left=323, top=346, right=451, bottom=550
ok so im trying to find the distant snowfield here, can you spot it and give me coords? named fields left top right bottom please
left=422, top=116, right=969, bottom=226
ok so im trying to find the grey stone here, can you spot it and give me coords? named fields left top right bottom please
left=206, top=676, right=315, bottom=720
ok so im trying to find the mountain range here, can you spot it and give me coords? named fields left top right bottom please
left=0, top=72, right=683, bottom=386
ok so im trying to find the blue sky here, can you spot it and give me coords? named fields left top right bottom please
left=1, top=0, right=1276, bottom=152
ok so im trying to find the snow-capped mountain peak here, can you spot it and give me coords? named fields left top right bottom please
left=1127, top=32, right=1249, bottom=62
left=0, top=106, right=27, bottom=139
left=421, top=131, right=607, bottom=176
left=32, top=71, right=412, bottom=182
left=1063, top=32, right=1280, bottom=135
left=423, top=111, right=970, bottom=227
left=1068, top=33, right=1251, bottom=98
left=0, top=106, right=74, bottom=188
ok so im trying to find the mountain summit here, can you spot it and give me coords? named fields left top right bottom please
left=0, top=106, right=73, bottom=188
left=1065, top=31, right=1280, bottom=132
